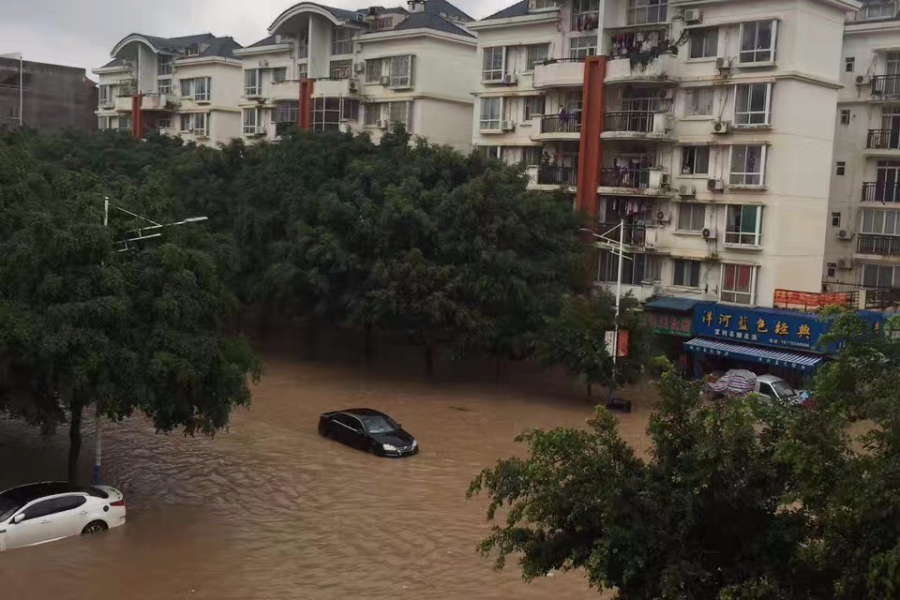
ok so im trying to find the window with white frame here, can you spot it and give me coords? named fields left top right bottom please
left=312, top=97, right=359, bottom=132
left=158, top=79, right=172, bottom=94
left=730, top=145, right=767, bottom=186
left=863, top=0, right=897, bottom=20
left=390, top=55, right=413, bottom=88
left=157, top=54, right=173, bottom=76
left=271, top=67, right=287, bottom=84
left=483, top=47, right=506, bottom=81
left=569, top=36, right=597, bottom=60
left=524, top=95, right=545, bottom=120
left=721, top=264, right=757, bottom=305
left=180, top=113, right=192, bottom=132
left=861, top=209, right=900, bottom=235
left=98, top=116, right=109, bottom=130
left=480, top=97, right=502, bottom=130
left=685, top=87, right=714, bottom=116
left=182, top=77, right=210, bottom=102
left=845, top=57, right=855, bottom=73
left=739, top=21, right=777, bottom=64
left=571, top=0, right=601, bottom=29
left=689, top=28, right=718, bottom=59
left=119, top=115, right=131, bottom=131
left=598, top=252, right=661, bottom=285
left=366, top=58, right=384, bottom=82
left=522, top=146, right=543, bottom=165
left=193, top=112, right=208, bottom=136
left=331, top=27, right=353, bottom=55
left=734, top=83, right=772, bottom=126
left=677, top=202, right=706, bottom=231
left=245, top=69, right=262, bottom=96
left=726, top=205, right=764, bottom=246
left=389, top=101, right=412, bottom=127
left=180, top=79, right=192, bottom=98
left=626, top=0, right=668, bottom=25
left=673, top=259, right=701, bottom=287
left=863, top=264, right=899, bottom=288
left=98, top=85, right=111, bottom=106
left=330, top=60, right=353, bottom=80
left=526, top=44, right=550, bottom=70
left=275, top=101, right=299, bottom=124
left=365, top=103, right=382, bottom=126
left=480, top=146, right=502, bottom=160
left=157, top=118, right=172, bottom=130
left=682, top=146, right=710, bottom=175
left=243, top=108, right=260, bottom=135
left=184, top=44, right=200, bottom=57
left=298, top=63, right=308, bottom=79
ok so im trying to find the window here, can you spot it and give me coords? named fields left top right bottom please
left=343, top=98, right=360, bottom=121
left=483, top=47, right=506, bottom=81
left=674, top=259, right=701, bottom=287
left=832, top=212, right=842, bottom=227
left=863, top=264, right=898, bottom=288
left=312, top=97, right=341, bottom=132
left=157, top=118, right=172, bottom=130
left=522, top=146, right=543, bottom=165
left=332, top=27, right=354, bottom=55
left=524, top=96, right=545, bottom=120
left=726, top=205, right=764, bottom=246
left=846, top=57, right=856, bottom=73
left=298, top=37, right=309, bottom=60
left=826, top=263, right=837, bottom=278
left=365, top=103, right=382, bottom=126
left=841, top=109, right=851, bottom=125
left=721, top=264, right=757, bottom=305
left=627, top=0, right=668, bottom=25
left=271, top=67, right=287, bottom=84
left=677, top=202, right=706, bottom=231
left=180, top=79, right=192, bottom=98
left=730, top=145, right=767, bottom=186
left=366, top=59, right=383, bottom=82
left=194, top=77, right=210, bottom=102
left=479, top=146, right=502, bottom=160
left=837, top=161, right=846, bottom=176
left=158, top=54, right=173, bottom=76
left=298, top=63, right=308, bottom=79
left=863, top=1, right=897, bottom=20
left=681, top=147, right=710, bottom=175
left=526, top=44, right=550, bottom=70
left=375, top=16, right=393, bottom=30
left=571, top=0, right=601, bottom=29
left=390, top=55, right=413, bottom=88
left=739, top=21, right=777, bottom=64
left=689, top=28, right=718, bottom=59
left=193, top=112, right=208, bottom=136
left=569, top=36, right=597, bottom=60
left=180, top=113, right=192, bottom=132
left=734, top=83, right=772, bottom=126
left=243, top=108, right=259, bottom=135
left=480, top=97, right=502, bottom=130
left=389, top=101, right=411, bottom=127
left=98, top=116, right=109, bottom=130
left=330, top=60, right=353, bottom=80
left=685, top=87, right=714, bottom=116
left=598, top=252, right=660, bottom=285
left=158, top=79, right=172, bottom=95
left=245, top=69, right=262, bottom=96
left=276, top=101, right=299, bottom=124
left=184, top=44, right=200, bottom=57
left=861, top=209, right=900, bottom=235
left=98, top=85, right=111, bottom=105
left=119, top=116, right=131, bottom=131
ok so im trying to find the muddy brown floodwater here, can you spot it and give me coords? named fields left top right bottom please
left=0, top=349, right=653, bottom=600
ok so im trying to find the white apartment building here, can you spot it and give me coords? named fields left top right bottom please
left=93, top=33, right=243, bottom=146
left=825, top=0, right=900, bottom=310
left=470, top=0, right=858, bottom=309
left=233, top=0, right=478, bottom=151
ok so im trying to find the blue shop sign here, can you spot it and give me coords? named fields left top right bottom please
left=692, top=303, right=885, bottom=354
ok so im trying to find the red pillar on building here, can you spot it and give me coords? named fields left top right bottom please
left=576, top=56, right=608, bottom=227
left=131, top=93, right=143, bottom=138
left=298, top=79, right=314, bottom=131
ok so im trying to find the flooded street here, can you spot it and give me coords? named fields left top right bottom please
left=0, top=349, right=652, bottom=599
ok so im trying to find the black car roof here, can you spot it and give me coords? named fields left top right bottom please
left=0, top=482, right=107, bottom=504
left=342, top=408, right=388, bottom=418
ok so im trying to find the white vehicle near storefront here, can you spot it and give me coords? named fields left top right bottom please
left=0, top=482, right=126, bottom=552
left=706, top=370, right=802, bottom=404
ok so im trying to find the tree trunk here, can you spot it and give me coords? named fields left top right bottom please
left=424, top=345, right=435, bottom=378
left=68, top=401, right=83, bottom=484
left=364, top=324, right=374, bottom=364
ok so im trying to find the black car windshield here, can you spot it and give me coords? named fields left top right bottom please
left=362, top=416, right=399, bottom=434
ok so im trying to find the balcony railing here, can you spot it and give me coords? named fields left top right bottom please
left=604, top=111, right=654, bottom=133
left=857, top=233, right=900, bottom=256
left=537, top=166, right=578, bottom=186
left=600, top=167, right=651, bottom=189
left=872, top=74, right=900, bottom=98
left=823, top=280, right=900, bottom=311
left=597, top=222, right=647, bottom=246
left=540, top=114, right=582, bottom=134
left=862, top=181, right=900, bottom=203
left=866, top=129, right=900, bottom=150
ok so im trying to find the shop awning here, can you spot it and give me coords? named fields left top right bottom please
left=645, top=297, right=701, bottom=314
left=684, top=338, right=826, bottom=372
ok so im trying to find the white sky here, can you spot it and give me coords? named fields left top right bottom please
left=0, top=0, right=509, bottom=77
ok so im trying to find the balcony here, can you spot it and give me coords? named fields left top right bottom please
left=271, top=80, right=300, bottom=102
left=601, top=111, right=674, bottom=141
left=857, top=234, right=900, bottom=256
left=598, top=167, right=672, bottom=197
left=871, top=74, right=900, bottom=99
left=314, top=78, right=359, bottom=97
left=862, top=181, right=900, bottom=203
left=605, top=53, right=678, bottom=85
left=532, top=59, right=585, bottom=89
left=532, top=114, right=581, bottom=141
left=537, top=165, right=578, bottom=187
left=865, top=129, right=900, bottom=156
left=140, top=93, right=178, bottom=111
left=114, top=96, right=133, bottom=112
left=598, top=222, right=647, bottom=247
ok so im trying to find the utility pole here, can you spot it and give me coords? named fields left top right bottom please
left=0, top=53, right=23, bottom=126
left=93, top=197, right=207, bottom=485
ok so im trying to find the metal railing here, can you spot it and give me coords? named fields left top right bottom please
left=599, top=167, right=651, bottom=189
left=822, top=280, right=900, bottom=311
left=597, top=222, right=647, bottom=246
left=858, top=233, right=900, bottom=256
left=604, top=110, right=655, bottom=133
left=534, top=57, right=586, bottom=66
left=540, top=114, right=582, bottom=134
left=866, top=129, right=900, bottom=150
left=862, top=181, right=900, bottom=203
left=537, top=166, right=578, bottom=186
left=872, top=74, right=900, bottom=98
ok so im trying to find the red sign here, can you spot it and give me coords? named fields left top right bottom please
left=617, top=330, right=629, bottom=358
left=774, top=289, right=854, bottom=311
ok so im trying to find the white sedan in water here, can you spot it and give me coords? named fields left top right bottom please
left=0, top=482, right=126, bottom=552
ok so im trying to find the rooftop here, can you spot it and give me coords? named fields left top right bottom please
left=110, top=32, right=243, bottom=59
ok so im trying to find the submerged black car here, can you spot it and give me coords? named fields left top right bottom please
left=318, top=408, right=418, bottom=457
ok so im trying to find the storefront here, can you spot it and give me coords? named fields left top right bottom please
left=643, top=297, right=699, bottom=375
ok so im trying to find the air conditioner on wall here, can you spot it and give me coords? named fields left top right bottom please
left=355, top=62, right=366, bottom=73
left=379, top=75, right=391, bottom=86
left=837, top=229, right=854, bottom=241
left=503, top=73, right=518, bottom=85
left=679, top=184, right=696, bottom=197
left=702, top=228, right=718, bottom=240
left=501, top=120, right=515, bottom=132
left=838, top=257, right=853, bottom=270
left=715, top=57, right=732, bottom=70
left=683, top=8, right=702, bottom=24
left=656, top=210, right=672, bottom=224
left=712, top=120, right=732, bottom=134
left=707, top=178, right=725, bottom=192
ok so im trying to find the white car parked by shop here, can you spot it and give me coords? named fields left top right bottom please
left=0, top=482, right=126, bottom=552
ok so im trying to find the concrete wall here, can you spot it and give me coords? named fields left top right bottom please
left=0, top=58, right=97, bottom=133
left=175, top=60, right=242, bottom=146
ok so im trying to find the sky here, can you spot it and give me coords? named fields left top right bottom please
left=0, top=0, right=509, bottom=77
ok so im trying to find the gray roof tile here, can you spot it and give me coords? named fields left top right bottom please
left=482, top=0, right=530, bottom=21
left=391, top=11, right=473, bottom=37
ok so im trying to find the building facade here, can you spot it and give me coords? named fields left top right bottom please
left=825, top=0, right=900, bottom=310
left=1, top=57, right=97, bottom=133
left=471, top=0, right=858, bottom=309
left=234, top=0, right=477, bottom=151
left=93, top=33, right=244, bottom=147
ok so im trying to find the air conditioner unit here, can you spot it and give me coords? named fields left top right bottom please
left=379, top=75, right=391, bottom=86
left=702, top=227, right=718, bottom=240
left=501, top=120, right=515, bottom=132
left=377, top=119, right=389, bottom=129
left=679, top=184, right=696, bottom=197
left=683, top=8, right=703, bottom=24
left=355, top=62, right=366, bottom=74
left=715, top=57, right=732, bottom=70
left=656, top=210, right=672, bottom=224
left=838, top=257, right=853, bottom=270
left=707, top=178, right=725, bottom=192
left=837, top=229, right=854, bottom=241
left=856, top=75, right=868, bottom=85
left=502, top=73, right=518, bottom=85
left=349, top=80, right=359, bottom=93
left=659, top=173, right=671, bottom=189
left=712, top=120, right=732, bottom=134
